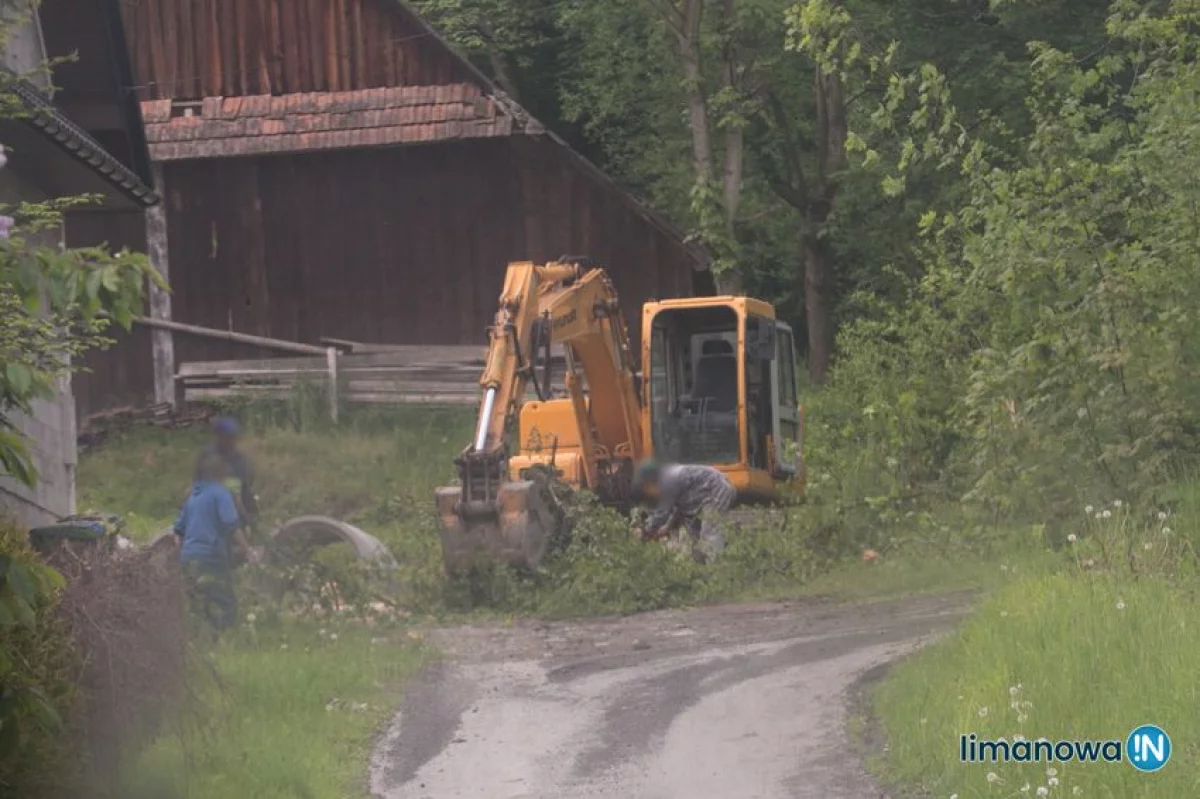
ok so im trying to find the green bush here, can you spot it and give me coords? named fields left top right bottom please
left=0, top=520, right=76, bottom=797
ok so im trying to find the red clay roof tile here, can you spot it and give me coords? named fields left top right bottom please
left=142, top=84, right=521, bottom=160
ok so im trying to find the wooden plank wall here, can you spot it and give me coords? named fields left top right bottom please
left=65, top=211, right=156, bottom=420
left=154, top=137, right=696, bottom=365
left=120, top=0, right=471, bottom=100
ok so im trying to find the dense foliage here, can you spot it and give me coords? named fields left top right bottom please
left=412, top=0, right=1200, bottom=527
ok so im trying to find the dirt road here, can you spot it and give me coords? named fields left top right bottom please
left=369, top=592, right=970, bottom=799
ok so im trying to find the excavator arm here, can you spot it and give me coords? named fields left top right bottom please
left=437, top=260, right=644, bottom=574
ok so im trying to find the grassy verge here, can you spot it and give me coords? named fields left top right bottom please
left=871, top=488, right=1200, bottom=798
left=120, top=624, right=431, bottom=799
left=797, top=548, right=1060, bottom=604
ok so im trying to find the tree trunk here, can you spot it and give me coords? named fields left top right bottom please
left=804, top=66, right=846, bottom=383
left=677, top=0, right=712, bottom=183
left=803, top=228, right=835, bottom=383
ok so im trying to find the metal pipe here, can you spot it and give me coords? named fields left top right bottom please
left=474, top=387, right=496, bottom=452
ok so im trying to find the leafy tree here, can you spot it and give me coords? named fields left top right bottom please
left=813, top=0, right=1200, bottom=518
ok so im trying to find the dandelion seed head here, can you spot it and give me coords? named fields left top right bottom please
left=987, top=772, right=1000, bottom=784
left=1085, top=505, right=1094, bottom=514
left=1113, top=499, right=1123, bottom=508
left=1067, top=533, right=1078, bottom=543
left=1158, top=511, right=1168, bottom=521
left=1102, top=509, right=1112, bottom=519
left=1116, top=599, right=1126, bottom=610
left=1037, top=788, right=1049, bottom=797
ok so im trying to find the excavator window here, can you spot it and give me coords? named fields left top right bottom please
left=649, top=306, right=741, bottom=465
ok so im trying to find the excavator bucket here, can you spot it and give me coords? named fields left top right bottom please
left=434, top=479, right=558, bottom=575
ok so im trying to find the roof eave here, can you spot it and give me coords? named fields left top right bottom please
left=5, top=73, right=159, bottom=207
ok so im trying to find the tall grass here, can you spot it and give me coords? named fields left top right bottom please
left=872, top=484, right=1200, bottom=798
left=120, top=625, right=429, bottom=799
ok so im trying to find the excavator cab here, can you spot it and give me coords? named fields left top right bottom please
left=642, top=297, right=804, bottom=500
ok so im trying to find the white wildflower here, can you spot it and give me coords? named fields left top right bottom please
left=1013, top=734, right=1027, bottom=742
left=1116, top=599, right=1126, bottom=611
left=1102, top=509, right=1112, bottom=519
left=1094, top=513, right=1103, bottom=520
left=987, top=772, right=1000, bottom=784
left=1144, top=541, right=1153, bottom=550
left=246, top=612, right=257, bottom=623
left=1072, top=788, right=1082, bottom=796
left=978, top=706, right=989, bottom=718
left=330, top=632, right=339, bottom=641
left=1010, top=685, right=1020, bottom=696
left=1163, top=527, right=1172, bottom=535
left=1046, top=768, right=1057, bottom=778
left=1037, top=788, right=1049, bottom=798
left=1158, top=511, right=1168, bottom=521
left=1067, top=533, right=1078, bottom=543
left=1113, top=499, right=1123, bottom=508
left=1049, top=777, right=1060, bottom=787
left=1020, top=784, right=1031, bottom=794
left=1085, top=505, right=1094, bottom=514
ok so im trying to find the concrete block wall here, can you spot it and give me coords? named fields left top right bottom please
left=0, top=374, right=77, bottom=528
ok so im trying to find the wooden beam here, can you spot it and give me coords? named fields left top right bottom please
left=326, top=347, right=340, bottom=423
left=133, top=315, right=328, bottom=355
left=145, top=164, right=176, bottom=407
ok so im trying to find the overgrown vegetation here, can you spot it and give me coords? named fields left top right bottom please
left=80, top=406, right=828, bottom=620
left=0, top=521, right=74, bottom=796
left=120, top=624, right=430, bottom=799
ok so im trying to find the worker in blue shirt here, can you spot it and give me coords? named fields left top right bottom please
left=174, top=451, right=249, bottom=630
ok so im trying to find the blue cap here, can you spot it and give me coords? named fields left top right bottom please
left=212, top=416, right=240, bottom=437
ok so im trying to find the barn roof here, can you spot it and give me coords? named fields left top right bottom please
left=142, top=84, right=523, bottom=160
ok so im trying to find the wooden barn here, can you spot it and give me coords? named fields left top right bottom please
left=69, top=0, right=709, bottom=419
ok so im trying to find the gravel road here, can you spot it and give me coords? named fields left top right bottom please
left=370, top=592, right=970, bottom=799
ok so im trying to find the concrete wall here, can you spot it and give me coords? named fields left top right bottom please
left=0, top=4, right=77, bottom=528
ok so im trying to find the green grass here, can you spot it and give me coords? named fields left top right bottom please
left=874, top=574, right=1200, bottom=798
left=797, top=547, right=1061, bottom=603
left=78, top=406, right=473, bottom=542
left=870, top=486, right=1200, bottom=798
left=120, top=624, right=431, bottom=799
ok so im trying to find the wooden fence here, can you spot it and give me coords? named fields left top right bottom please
left=177, top=346, right=568, bottom=413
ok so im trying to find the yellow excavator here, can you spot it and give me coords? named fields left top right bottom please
left=435, top=258, right=805, bottom=574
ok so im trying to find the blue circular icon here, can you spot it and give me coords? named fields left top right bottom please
left=1126, top=725, right=1171, bottom=772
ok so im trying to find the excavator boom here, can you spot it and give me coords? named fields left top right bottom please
left=436, top=260, right=644, bottom=574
